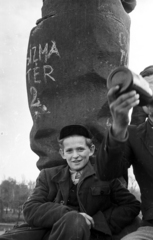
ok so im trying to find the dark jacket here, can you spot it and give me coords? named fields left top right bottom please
left=96, top=119, right=153, bottom=221
left=23, top=162, right=140, bottom=236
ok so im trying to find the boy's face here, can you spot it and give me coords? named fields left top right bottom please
left=60, top=136, right=95, bottom=171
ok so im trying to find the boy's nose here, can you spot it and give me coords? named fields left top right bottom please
left=72, top=150, right=79, bottom=158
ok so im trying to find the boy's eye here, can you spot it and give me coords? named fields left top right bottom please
left=77, top=148, right=84, bottom=151
left=66, top=149, right=72, bottom=153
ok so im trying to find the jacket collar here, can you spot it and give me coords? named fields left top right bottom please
left=137, top=121, right=147, bottom=138
left=138, top=119, right=153, bottom=156
left=52, top=165, right=70, bottom=183
left=79, top=161, right=95, bottom=183
left=51, top=161, right=95, bottom=204
left=52, top=161, right=95, bottom=183
left=52, top=166, right=70, bottom=204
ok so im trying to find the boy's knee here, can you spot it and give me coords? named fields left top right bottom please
left=64, top=211, right=87, bottom=228
left=63, top=211, right=90, bottom=239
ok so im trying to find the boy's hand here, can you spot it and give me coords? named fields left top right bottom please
left=107, top=86, right=140, bottom=140
left=79, top=212, right=94, bottom=229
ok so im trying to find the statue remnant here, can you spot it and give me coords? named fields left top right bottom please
left=26, top=0, right=136, bottom=170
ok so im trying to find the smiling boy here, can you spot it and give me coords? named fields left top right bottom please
left=22, top=125, right=140, bottom=240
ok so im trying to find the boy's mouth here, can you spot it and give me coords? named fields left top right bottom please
left=72, top=160, right=82, bottom=163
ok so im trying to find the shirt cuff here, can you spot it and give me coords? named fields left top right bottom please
left=108, top=127, right=129, bottom=147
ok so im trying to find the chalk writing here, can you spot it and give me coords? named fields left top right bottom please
left=30, top=86, right=41, bottom=107
left=119, top=32, right=127, bottom=47
left=27, top=40, right=60, bottom=108
left=33, top=67, right=41, bottom=83
left=119, top=32, right=128, bottom=65
left=27, top=40, right=60, bottom=66
left=39, top=41, right=60, bottom=63
left=120, top=49, right=128, bottom=65
left=44, top=65, right=55, bottom=82
left=32, top=46, right=38, bottom=63
left=26, top=40, right=60, bottom=85
left=39, top=43, right=48, bottom=63
left=27, top=65, right=56, bottom=84
left=27, top=68, right=31, bottom=83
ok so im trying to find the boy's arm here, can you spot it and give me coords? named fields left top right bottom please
left=96, top=86, right=139, bottom=181
left=96, top=128, right=130, bottom=181
left=23, top=169, right=72, bottom=228
left=104, top=179, right=140, bottom=234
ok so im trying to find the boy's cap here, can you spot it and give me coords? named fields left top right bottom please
left=59, top=125, right=92, bottom=140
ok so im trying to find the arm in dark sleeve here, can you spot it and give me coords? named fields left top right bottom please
left=96, top=127, right=131, bottom=181
left=104, top=179, right=140, bottom=234
left=121, top=0, right=137, bottom=13
left=23, top=170, right=72, bottom=228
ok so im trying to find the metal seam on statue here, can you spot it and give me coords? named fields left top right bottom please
left=36, top=12, right=56, bottom=25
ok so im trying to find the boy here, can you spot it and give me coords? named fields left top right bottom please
left=23, top=125, right=140, bottom=240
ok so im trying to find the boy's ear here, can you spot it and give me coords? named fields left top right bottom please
left=89, top=144, right=95, bottom=156
left=59, top=149, right=66, bottom=159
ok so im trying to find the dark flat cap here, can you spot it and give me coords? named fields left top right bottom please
left=59, top=125, right=92, bottom=140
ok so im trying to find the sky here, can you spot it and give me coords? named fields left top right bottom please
left=0, top=0, right=153, bottom=184
left=129, top=0, right=153, bottom=72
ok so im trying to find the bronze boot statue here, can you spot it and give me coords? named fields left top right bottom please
left=26, top=0, right=136, bottom=170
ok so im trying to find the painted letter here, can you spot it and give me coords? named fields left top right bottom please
left=33, top=67, right=41, bottom=83
left=39, top=43, right=48, bottom=63
left=30, top=86, right=41, bottom=107
left=26, top=68, right=32, bottom=83
left=32, top=46, right=38, bottom=63
left=48, top=41, right=60, bottom=59
left=44, top=65, right=55, bottom=83
left=27, top=47, right=32, bottom=66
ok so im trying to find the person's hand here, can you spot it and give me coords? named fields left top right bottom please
left=79, top=212, right=94, bottom=229
left=107, top=85, right=139, bottom=139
